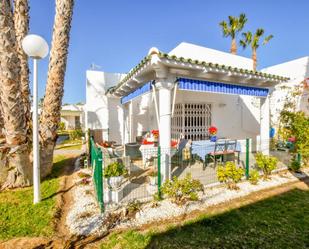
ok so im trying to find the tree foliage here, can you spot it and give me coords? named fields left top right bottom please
left=219, top=13, right=247, bottom=54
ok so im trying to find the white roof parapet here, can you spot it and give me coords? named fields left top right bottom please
left=108, top=50, right=289, bottom=97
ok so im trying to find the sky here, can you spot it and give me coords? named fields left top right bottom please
left=29, top=0, right=309, bottom=104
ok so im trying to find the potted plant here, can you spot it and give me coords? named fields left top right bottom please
left=104, top=161, right=127, bottom=189
left=208, top=126, right=218, bottom=142
left=151, top=130, right=159, bottom=142
left=148, top=170, right=158, bottom=186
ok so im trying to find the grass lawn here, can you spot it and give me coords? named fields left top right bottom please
left=101, top=188, right=309, bottom=249
left=0, top=155, right=69, bottom=241
left=55, top=139, right=82, bottom=150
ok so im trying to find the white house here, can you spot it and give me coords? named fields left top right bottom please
left=60, top=104, right=85, bottom=131
left=262, top=56, right=309, bottom=128
left=86, top=42, right=289, bottom=182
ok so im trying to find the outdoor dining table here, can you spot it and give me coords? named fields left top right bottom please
left=191, top=140, right=241, bottom=161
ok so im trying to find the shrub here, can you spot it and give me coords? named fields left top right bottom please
left=151, top=192, right=161, bottom=208
left=255, top=153, right=278, bottom=179
left=104, top=161, right=127, bottom=178
left=126, top=199, right=142, bottom=218
left=58, top=122, right=66, bottom=131
left=161, top=173, right=203, bottom=205
left=249, top=169, right=260, bottom=185
left=279, top=111, right=309, bottom=161
left=289, top=157, right=301, bottom=172
left=217, top=162, right=244, bottom=189
left=69, top=129, right=83, bottom=140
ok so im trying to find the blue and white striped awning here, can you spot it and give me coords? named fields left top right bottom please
left=121, top=82, right=152, bottom=104
left=178, top=78, right=269, bottom=97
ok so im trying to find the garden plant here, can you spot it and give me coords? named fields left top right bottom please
left=255, top=153, right=278, bottom=179
left=161, top=173, right=203, bottom=205
left=217, top=162, right=244, bottom=189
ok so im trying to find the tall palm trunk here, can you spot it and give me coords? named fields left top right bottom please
left=14, top=0, right=31, bottom=145
left=40, top=0, right=74, bottom=177
left=252, top=48, right=257, bottom=71
left=231, top=38, right=237, bottom=55
left=0, top=0, right=31, bottom=189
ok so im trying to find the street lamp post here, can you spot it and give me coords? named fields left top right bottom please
left=22, top=34, right=49, bottom=204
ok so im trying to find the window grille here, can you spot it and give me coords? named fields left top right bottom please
left=172, top=103, right=211, bottom=141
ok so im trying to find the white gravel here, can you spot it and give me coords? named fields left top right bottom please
left=118, top=169, right=309, bottom=228
left=66, top=162, right=309, bottom=236
left=66, top=158, right=105, bottom=236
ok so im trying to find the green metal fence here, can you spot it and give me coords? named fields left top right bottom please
left=90, top=137, right=104, bottom=212
left=87, top=136, right=296, bottom=211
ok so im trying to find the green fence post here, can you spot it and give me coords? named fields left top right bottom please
left=157, top=146, right=161, bottom=199
left=87, top=129, right=91, bottom=167
left=97, top=148, right=104, bottom=213
left=245, top=138, right=250, bottom=179
left=297, top=153, right=302, bottom=165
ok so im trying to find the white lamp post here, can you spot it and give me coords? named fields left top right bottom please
left=22, top=34, right=49, bottom=204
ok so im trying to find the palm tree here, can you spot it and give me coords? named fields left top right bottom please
left=0, top=0, right=32, bottom=188
left=14, top=0, right=32, bottom=145
left=39, top=0, right=74, bottom=177
left=219, top=13, right=247, bottom=54
left=240, top=29, right=273, bottom=71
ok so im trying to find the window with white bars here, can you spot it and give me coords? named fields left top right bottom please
left=172, top=103, right=212, bottom=141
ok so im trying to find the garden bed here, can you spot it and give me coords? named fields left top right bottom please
left=67, top=165, right=309, bottom=236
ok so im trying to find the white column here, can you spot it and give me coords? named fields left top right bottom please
left=129, top=100, right=133, bottom=142
left=260, top=96, right=270, bottom=155
left=158, top=80, right=172, bottom=182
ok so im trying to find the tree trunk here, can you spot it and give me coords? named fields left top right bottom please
left=39, top=0, right=74, bottom=177
left=0, top=0, right=31, bottom=189
left=252, top=48, right=257, bottom=71
left=14, top=0, right=32, bottom=145
left=231, top=38, right=237, bottom=54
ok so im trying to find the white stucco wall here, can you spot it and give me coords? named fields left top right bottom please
left=262, top=56, right=309, bottom=127
left=169, top=42, right=254, bottom=70
left=61, top=115, right=76, bottom=130
left=86, top=70, right=126, bottom=143
left=120, top=88, right=261, bottom=151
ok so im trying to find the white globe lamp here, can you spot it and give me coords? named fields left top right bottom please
left=22, top=34, right=49, bottom=204
left=22, top=34, right=49, bottom=59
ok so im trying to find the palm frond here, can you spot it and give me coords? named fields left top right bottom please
left=263, top=34, right=274, bottom=45
left=256, top=28, right=264, bottom=37
left=242, top=31, right=252, bottom=44
left=239, top=39, right=247, bottom=49
left=219, top=21, right=230, bottom=37
left=238, top=13, right=247, bottom=30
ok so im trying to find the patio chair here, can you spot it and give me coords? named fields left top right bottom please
left=224, top=140, right=240, bottom=164
left=206, top=141, right=226, bottom=167
left=125, top=142, right=142, bottom=160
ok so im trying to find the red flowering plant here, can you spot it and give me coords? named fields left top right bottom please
left=208, top=126, right=218, bottom=136
left=288, top=137, right=296, bottom=143
left=171, top=139, right=178, bottom=148
left=151, top=130, right=159, bottom=139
